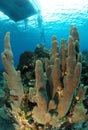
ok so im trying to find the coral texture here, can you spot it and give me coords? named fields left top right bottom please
left=1, top=25, right=87, bottom=130
left=1, top=32, right=23, bottom=110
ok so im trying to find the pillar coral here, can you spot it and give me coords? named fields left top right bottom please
left=1, top=26, right=83, bottom=126
left=32, top=60, right=51, bottom=124
left=57, top=35, right=82, bottom=117
left=1, top=32, right=23, bottom=110
left=31, top=25, right=82, bottom=123
left=1, top=32, right=29, bottom=129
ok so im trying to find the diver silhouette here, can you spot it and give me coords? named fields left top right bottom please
left=37, top=12, right=45, bottom=43
left=24, top=18, right=29, bottom=30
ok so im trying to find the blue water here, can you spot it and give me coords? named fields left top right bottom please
left=0, top=0, right=88, bottom=69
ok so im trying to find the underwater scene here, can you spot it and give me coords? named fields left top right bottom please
left=0, top=0, right=88, bottom=130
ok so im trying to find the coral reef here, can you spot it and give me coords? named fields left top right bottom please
left=1, top=25, right=88, bottom=130
left=17, top=43, right=49, bottom=88
left=81, top=50, right=88, bottom=114
left=81, top=50, right=88, bottom=85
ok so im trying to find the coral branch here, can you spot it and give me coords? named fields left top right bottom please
left=1, top=32, right=23, bottom=109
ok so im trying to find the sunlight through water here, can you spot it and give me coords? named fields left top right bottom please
left=38, top=0, right=88, bottom=24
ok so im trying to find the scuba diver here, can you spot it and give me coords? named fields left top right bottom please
left=24, top=18, right=29, bottom=30
left=37, top=12, right=45, bottom=43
